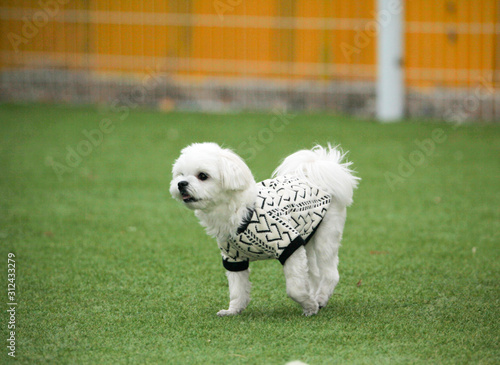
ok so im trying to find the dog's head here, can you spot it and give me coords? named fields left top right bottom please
left=170, top=143, right=255, bottom=211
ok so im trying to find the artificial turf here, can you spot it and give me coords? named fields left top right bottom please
left=0, top=103, right=499, bottom=364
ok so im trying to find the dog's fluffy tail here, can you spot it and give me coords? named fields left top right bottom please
left=272, top=144, right=360, bottom=207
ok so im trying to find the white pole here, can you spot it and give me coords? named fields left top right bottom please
left=376, top=0, right=404, bottom=122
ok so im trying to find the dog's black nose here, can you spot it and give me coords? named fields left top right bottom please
left=178, top=181, right=189, bottom=190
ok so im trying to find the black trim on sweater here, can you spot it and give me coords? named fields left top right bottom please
left=278, top=236, right=306, bottom=265
left=278, top=220, right=324, bottom=265
left=223, top=258, right=249, bottom=272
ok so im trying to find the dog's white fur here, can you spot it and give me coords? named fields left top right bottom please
left=170, top=143, right=359, bottom=316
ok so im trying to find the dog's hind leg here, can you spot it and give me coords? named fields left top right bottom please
left=305, top=243, right=321, bottom=297
left=309, top=206, right=345, bottom=308
left=315, top=252, right=340, bottom=308
left=283, top=246, right=319, bottom=316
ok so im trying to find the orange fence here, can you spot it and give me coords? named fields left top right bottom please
left=0, top=1, right=498, bottom=92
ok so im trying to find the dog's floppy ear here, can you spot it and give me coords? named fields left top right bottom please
left=219, top=150, right=255, bottom=191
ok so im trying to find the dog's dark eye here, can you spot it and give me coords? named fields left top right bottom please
left=198, top=172, right=209, bottom=181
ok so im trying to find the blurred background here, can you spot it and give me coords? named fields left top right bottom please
left=0, top=0, right=499, bottom=121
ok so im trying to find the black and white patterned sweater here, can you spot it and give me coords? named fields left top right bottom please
left=219, top=175, right=332, bottom=272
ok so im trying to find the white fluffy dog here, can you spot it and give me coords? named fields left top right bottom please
left=170, top=143, right=359, bottom=316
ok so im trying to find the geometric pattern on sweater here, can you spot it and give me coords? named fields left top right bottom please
left=219, top=175, right=331, bottom=271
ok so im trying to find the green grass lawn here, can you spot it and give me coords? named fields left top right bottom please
left=0, top=103, right=499, bottom=364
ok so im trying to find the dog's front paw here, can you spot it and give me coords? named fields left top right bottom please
left=217, top=309, right=241, bottom=317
